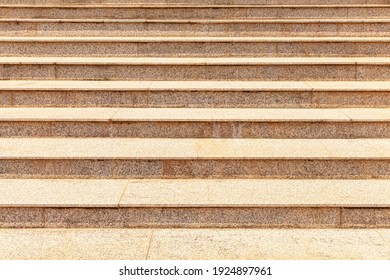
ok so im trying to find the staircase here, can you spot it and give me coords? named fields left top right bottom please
left=1, top=0, right=390, bottom=260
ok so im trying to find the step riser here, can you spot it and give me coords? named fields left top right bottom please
left=1, top=64, right=388, bottom=81
left=2, top=41, right=389, bottom=57
left=0, top=0, right=387, bottom=4
left=3, top=90, right=390, bottom=108
left=3, top=7, right=390, bottom=19
left=1, top=121, right=390, bottom=138
left=0, top=159, right=389, bottom=179
left=2, top=21, right=390, bottom=37
left=0, top=207, right=388, bottom=229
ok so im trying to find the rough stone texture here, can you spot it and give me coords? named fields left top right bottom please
left=162, top=159, right=390, bottom=179
left=3, top=89, right=390, bottom=108
left=1, top=20, right=390, bottom=37
left=0, top=207, right=339, bottom=228
left=1, top=159, right=390, bottom=179
left=0, top=0, right=389, bottom=260
left=2, top=39, right=390, bottom=58
left=2, top=63, right=390, bottom=81
left=0, top=208, right=44, bottom=228
left=2, top=6, right=390, bottom=20
left=2, top=121, right=390, bottom=138
left=342, top=208, right=390, bottom=228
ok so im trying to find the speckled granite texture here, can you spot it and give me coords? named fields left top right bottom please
left=0, top=0, right=389, bottom=260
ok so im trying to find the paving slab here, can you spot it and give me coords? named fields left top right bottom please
left=0, top=107, right=358, bottom=122
left=148, top=229, right=390, bottom=260
left=1, top=80, right=390, bottom=91
left=112, top=108, right=350, bottom=122
left=0, top=229, right=152, bottom=260
left=1, top=56, right=390, bottom=65
left=0, top=179, right=127, bottom=207
left=0, top=138, right=389, bottom=159
left=120, top=179, right=390, bottom=207
left=0, top=107, right=118, bottom=121
left=1, top=228, right=388, bottom=260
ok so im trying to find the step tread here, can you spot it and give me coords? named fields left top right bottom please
left=1, top=80, right=390, bottom=91
left=2, top=18, right=390, bottom=22
left=1, top=228, right=389, bottom=260
left=3, top=4, right=390, bottom=8
left=1, top=179, right=390, bottom=207
left=2, top=107, right=390, bottom=122
left=0, top=138, right=389, bottom=159
left=2, top=36, right=390, bottom=42
left=0, top=56, right=389, bottom=65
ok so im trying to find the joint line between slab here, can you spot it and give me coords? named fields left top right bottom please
left=302, top=81, right=314, bottom=91
left=109, top=108, right=121, bottom=121
left=338, top=109, right=353, bottom=122
left=118, top=180, right=131, bottom=208
left=145, top=229, right=155, bottom=260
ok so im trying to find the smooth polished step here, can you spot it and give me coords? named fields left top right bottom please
left=1, top=107, right=390, bottom=138
left=2, top=37, right=390, bottom=57
left=0, top=179, right=390, bottom=228
left=1, top=228, right=390, bottom=260
left=1, top=19, right=390, bottom=37
left=1, top=57, right=389, bottom=81
left=2, top=80, right=390, bottom=108
left=2, top=5, right=390, bottom=19
left=0, top=138, right=389, bottom=179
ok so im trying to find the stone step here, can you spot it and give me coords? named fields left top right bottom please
left=2, top=37, right=390, bottom=57
left=2, top=80, right=390, bottom=108
left=0, top=0, right=388, bottom=5
left=1, top=18, right=390, bottom=37
left=1, top=57, right=389, bottom=81
left=0, top=179, right=390, bottom=228
left=1, top=228, right=390, bottom=259
left=1, top=107, right=390, bottom=138
left=0, top=138, right=389, bottom=179
left=2, top=5, right=390, bottom=19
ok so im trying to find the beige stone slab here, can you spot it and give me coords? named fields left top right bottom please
left=121, top=179, right=390, bottom=207
left=0, top=108, right=118, bottom=121
left=0, top=56, right=208, bottom=65
left=0, top=179, right=127, bottom=207
left=0, top=138, right=388, bottom=159
left=2, top=228, right=389, bottom=260
left=0, top=80, right=154, bottom=91
left=320, top=139, right=390, bottom=158
left=15, top=107, right=351, bottom=123
left=4, top=80, right=390, bottom=92
left=147, top=81, right=312, bottom=91
left=0, top=80, right=311, bottom=91
left=203, top=57, right=366, bottom=65
left=0, top=36, right=390, bottom=43
left=2, top=36, right=390, bottom=43
left=1, top=56, right=390, bottom=65
left=306, top=81, right=390, bottom=91
left=148, top=229, right=390, bottom=260
left=341, top=108, right=390, bottom=121
left=112, top=108, right=350, bottom=122
left=3, top=18, right=390, bottom=23
left=0, top=229, right=152, bottom=260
